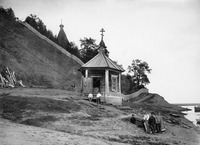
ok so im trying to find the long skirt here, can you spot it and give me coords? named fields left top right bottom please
left=149, top=123, right=156, bottom=133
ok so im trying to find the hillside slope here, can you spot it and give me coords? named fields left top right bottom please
left=129, top=93, right=170, bottom=106
left=0, top=16, right=83, bottom=90
left=124, top=92, right=185, bottom=113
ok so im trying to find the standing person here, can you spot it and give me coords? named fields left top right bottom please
left=148, top=112, right=156, bottom=134
left=143, top=112, right=150, bottom=133
left=96, top=92, right=101, bottom=104
left=88, top=93, right=93, bottom=102
left=155, top=112, right=162, bottom=133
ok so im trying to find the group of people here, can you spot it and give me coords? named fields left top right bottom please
left=88, top=92, right=102, bottom=103
left=143, top=112, right=163, bottom=134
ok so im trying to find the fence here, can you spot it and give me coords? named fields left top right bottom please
left=122, top=88, right=149, bottom=101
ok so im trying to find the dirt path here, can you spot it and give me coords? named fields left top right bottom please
left=0, top=117, right=128, bottom=145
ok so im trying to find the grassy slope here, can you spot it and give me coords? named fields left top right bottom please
left=124, top=92, right=185, bottom=114
left=0, top=92, right=117, bottom=128
left=0, top=17, right=82, bottom=90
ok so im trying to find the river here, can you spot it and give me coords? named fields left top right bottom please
left=182, top=105, right=200, bottom=126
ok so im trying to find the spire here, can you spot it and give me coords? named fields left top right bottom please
left=58, top=20, right=70, bottom=47
left=59, top=19, right=64, bottom=30
left=98, top=28, right=109, bottom=56
left=99, top=28, right=107, bottom=48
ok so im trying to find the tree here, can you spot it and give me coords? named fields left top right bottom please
left=25, top=14, right=38, bottom=30
left=0, top=7, right=16, bottom=21
left=121, top=74, right=131, bottom=95
left=6, top=8, right=15, bottom=20
left=37, top=19, right=47, bottom=35
left=79, top=37, right=98, bottom=63
left=69, top=42, right=80, bottom=58
left=128, top=59, right=151, bottom=90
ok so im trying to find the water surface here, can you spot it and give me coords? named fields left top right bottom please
left=182, top=106, right=200, bottom=126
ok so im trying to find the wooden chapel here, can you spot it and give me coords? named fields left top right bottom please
left=79, top=29, right=125, bottom=105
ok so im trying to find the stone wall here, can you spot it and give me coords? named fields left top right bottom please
left=99, top=92, right=122, bottom=105
left=105, top=96, right=122, bottom=106
left=22, top=22, right=84, bottom=65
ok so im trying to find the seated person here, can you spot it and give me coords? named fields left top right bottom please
left=130, top=114, right=136, bottom=124
left=88, top=93, right=93, bottom=102
left=96, top=92, right=101, bottom=103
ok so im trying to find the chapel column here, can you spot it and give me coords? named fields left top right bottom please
left=105, top=69, right=109, bottom=94
left=85, top=69, right=88, bottom=78
left=119, top=73, right=121, bottom=93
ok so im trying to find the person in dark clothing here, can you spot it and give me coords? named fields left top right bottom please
left=155, top=112, right=162, bottom=133
left=130, top=114, right=136, bottom=124
left=148, top=112, right=156, bottom=134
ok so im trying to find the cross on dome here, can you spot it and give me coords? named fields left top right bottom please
left=60, top=19, right=64, bottom=30
left=100, top=28, right=105, bottom=40
left=99, top=28, right=108, bottom=54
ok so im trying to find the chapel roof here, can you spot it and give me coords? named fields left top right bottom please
left=80, top=52, right=124, bottom=72
left=79, top=28, right=124, bottom=72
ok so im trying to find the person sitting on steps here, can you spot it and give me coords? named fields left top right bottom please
left=88, top=93, right=93, bottom=102
left=96, top=92, right=101, bottom=104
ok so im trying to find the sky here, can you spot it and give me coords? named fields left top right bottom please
left=1, top=0, right=200, bottom=103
